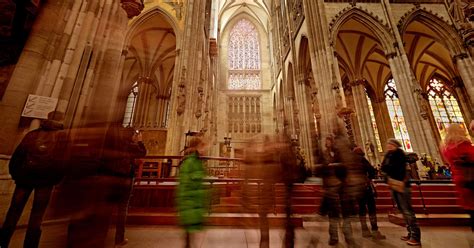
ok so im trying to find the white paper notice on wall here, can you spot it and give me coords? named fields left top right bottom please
left=21, top=94, right=58, bottom=119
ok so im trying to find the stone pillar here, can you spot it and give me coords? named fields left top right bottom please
left=350, top=81, right=380, bottom=164
left=387, top=54, right=441, bottom=160
left=302, top=0, right=341, bottom=143
left=371, top=96, right=394, bottom=152
left=0, top=0, right=72, bottom=154
left=293, top=73, right=315, bottom=168
left=165, top=0, right=208, bottom=155
left=453, top=54, right=474, bottom=107
left=451, top=77, right=473, bottom=124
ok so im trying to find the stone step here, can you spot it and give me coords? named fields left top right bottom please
left=126, top=212, right=303, bottom=227
left=219, top=196, right=323, bottom=205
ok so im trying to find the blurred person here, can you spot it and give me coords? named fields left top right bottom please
left=243, top=134, right=279, bottom=248
left=353, top=147, right=385, bottom=240
left=0, top=111, right=66, bottom=248
left=177, top=137, right=208, bottom=248
left=63, top=123, right=145, bottom=248
left=277, top=134, right=300, bottom=248
left=107, top=127, right=147, bottom=246
left=381, top=138, right=421, bottom=246
left=441, top=123, right=474, bottom=231
left=317, top=131, right=363, bottom=247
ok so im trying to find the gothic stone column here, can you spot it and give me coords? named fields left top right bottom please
left=387, top=53, right=441, bottom=160
left=350, top=80, right=380, bottom=164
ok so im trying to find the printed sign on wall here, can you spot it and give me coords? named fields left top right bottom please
left=21, top=94, right=58, bottom=119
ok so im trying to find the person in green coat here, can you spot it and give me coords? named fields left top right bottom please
left=177, top=137, right=208, bottom=248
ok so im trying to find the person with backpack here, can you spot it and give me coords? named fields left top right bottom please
left=0, top=111, right=66, bottom=248
left=381, top=138, right=421, bottom=246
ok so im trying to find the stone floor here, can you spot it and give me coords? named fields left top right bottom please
left=6, top=221, right=474, bottom=248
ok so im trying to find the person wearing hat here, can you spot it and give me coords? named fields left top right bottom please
left=353, top=147, right=385, bottom=240
left=0, top=111, right=67, bottom=248
left=381, top=138, right=421, bottom=246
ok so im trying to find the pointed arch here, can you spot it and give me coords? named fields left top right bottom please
left=125, top=6, right=181, bottom=49
left=398, top=9, right=465, bottom=56
left=330, top=8, right=395, bottom=55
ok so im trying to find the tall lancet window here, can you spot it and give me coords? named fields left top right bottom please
left=384, top=78, right=412, bottom=152
left=228, top=19, right=261, bottom=90
left=122, top=82, right=139, bottom=127
left=366, top=93, right=383, bottom=152
left=427, top=77, right=465, bottom=135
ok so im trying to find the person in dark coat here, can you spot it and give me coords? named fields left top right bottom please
left=353, top=147, right=385, bottom=240
left=109, top=127, right=147, bottom=246
left=317, top=132, right=364, bottom=247
left=0, top=111, right=66, bottom=248
left=381, top=138, right=421, bottom=246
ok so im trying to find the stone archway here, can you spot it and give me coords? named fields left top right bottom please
left=400, top=9, right=473, bottom=140
left=331, top=9, right=398, bottom=161
left=120, top=10, right=178, bottom=155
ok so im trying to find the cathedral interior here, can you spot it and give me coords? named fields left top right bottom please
left=0, top=0, right=473, bottom=247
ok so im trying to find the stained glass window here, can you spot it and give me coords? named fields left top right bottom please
left=427, top=77, right=465, bottom=135
left=384, top=78, right=413, bottom=152
left=366, top=93, right=383, bottom=152
left=228, top=19, right=261, bottom=90
left=122, top=82, right=138, bottom=127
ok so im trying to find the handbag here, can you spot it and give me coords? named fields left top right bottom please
left=387, top=177, right=405, bottom=193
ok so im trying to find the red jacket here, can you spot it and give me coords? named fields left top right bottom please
left=441, top=141, right=474, bottom=210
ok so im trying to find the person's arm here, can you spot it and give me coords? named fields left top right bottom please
left=9, top=132, right=33, bottom=179
left=364, top=159, right=376, bottom=180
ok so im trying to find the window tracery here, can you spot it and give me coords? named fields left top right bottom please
left=228, top=19, right=261, bottom=90
left=384, top=78, right=413, bottom=152
left=427, top=77, right=465, bottom=134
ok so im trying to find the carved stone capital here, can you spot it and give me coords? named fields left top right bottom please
left=452, top=53, right=469, bottom=63
left=120, top=0, right=144, bottom=18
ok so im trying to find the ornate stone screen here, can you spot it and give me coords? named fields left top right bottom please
left=228, top=95, right=262, bottom=134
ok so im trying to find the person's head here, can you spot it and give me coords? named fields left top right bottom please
left=41, top=110, right=65, bottom=130
left=386, top=138, right=402, bottom=152
left=470, top=120, right=474, bottom=133
left=185, top=136, right=207, bottom=155
left=352, top=146, right=365, bottom=156
left=325, top=135, right=334, bottom=149
left=443, top=123, right=470, bottom=147
left=47, top=111, right=65, bottom=121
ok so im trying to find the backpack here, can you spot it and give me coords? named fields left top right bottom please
left=24, top=130, right=60, bottom=171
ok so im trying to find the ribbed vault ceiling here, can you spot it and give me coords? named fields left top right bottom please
left=335, top=19, right=391, bottom=96
left=123, top=13, right=176, bottom=97
left=403, top=20, right=456, bottom=89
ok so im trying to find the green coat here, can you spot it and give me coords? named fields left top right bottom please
left=177, top=152, right=207, bottom=231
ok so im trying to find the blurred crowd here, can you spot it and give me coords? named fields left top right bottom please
left=0, top=111, right=473, bottom=248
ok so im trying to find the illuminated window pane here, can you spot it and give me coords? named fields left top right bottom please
left=228, top=19, right=261, bottom=90
left=384, top=78, right=413, bottom=152
left=122, top=82, right=139, bottom=127
left=366, top=93, right=383, bottom=152
left=427, top=78, right=465, bottom=136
